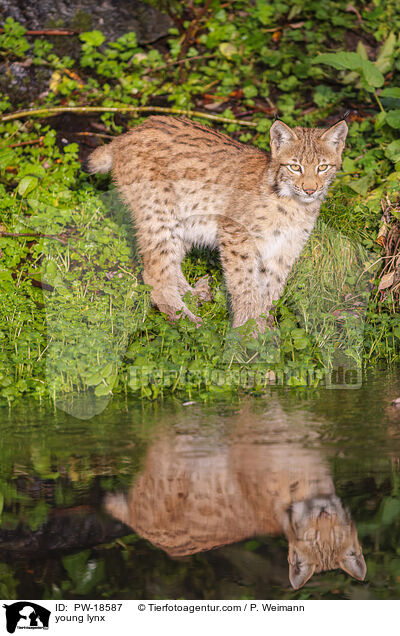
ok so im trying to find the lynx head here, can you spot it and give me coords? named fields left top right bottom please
left=283, top=494, right=366, bottom=589
left=269, top=119, right=348, bottom=204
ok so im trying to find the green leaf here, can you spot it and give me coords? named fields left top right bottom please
left=342, top=70, right=361, bottom=86
left=380, top=87, right=400, bottom=99
left=360, top=60, right=384, bottom=88
left=348, top=174, right=374, bottom=195
left=256, top=119, right=269, bottom=133
left=254, top=0, right=275, bottom=25
left=375, top=32, right=397, bottom=74
left=312, top=52, right=364, bottom=71
left=17, top=175, right=38, bottom=197
left=95, top=382, right=111, bottom=396
left=45, top=260, right=57, bottom=282
left=85, top=373, right=103, bottom=386
left=18, top=164, right=46, bottom=179
left=313, top=52, right=383, bottom=88
left=62, top=550, right=91, bottom=584
left=356, top=41, right=368, bottom=61
left=63, top=143, right=79, bottom=154
left=386, top=172, right=400, bottom=183
left=106, top=374, right=117, bottom=388
left=385, top=140, right=400, bottom=163
left=0, top=150, right=14, bottom=169
left=374, top=111, right=387, bottom=130
left=243, top=85, right=258, bottom=99
left=219, top=42, right=237, bottom=59
left=79, top=30, right=105, bottom=47
left=386, top=110, right=400, bottom=129
left=293, top=336, right=309, bottom=350
left=101, top=362, right=113, bottom=378
left=342, top=157, right=356, bottom=173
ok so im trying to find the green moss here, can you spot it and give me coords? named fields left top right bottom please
left=70, top=10, right=93, bottom=32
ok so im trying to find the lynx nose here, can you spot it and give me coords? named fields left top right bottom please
left=303, top=188, right=316, bottom=195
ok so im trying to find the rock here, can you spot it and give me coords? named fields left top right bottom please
left=0, top=0, right=172, bottom=105
left=0, top=0, right=172, bottom=45
left=0, top=59, right=52, bottom=105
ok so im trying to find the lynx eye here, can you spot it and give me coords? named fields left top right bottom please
left=288, top=164, right=301, bottom=172
left=318, top=164, right=329, bottom=172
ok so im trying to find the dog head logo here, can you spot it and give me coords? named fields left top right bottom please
left=3, top=602, right=50, bottom=633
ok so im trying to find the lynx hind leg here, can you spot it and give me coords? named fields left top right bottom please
left=142, top=246, right=202, bottom=325
left=119, top=178, right=202, bottom=325
left=192, top=275, right=213, bottom=303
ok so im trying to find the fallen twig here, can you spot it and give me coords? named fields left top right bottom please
left=261, top=22, right=305, bottom=32
left=1, top=105, right=257, bottom=127
left=0, top=28, right=77, bottom=36
left=8, top=137, right=43, bottom=148
left=0, top=231, right=68, bottom=244
left=70, top=131, right=115, bottom=139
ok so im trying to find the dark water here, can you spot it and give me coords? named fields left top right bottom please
left=1, top=370, right=400, bottom=600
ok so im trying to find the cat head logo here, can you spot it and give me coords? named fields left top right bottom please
left=3, top=602, right=50, bottom=633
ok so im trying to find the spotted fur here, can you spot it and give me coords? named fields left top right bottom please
left=88, top=116, right=348, bottom=328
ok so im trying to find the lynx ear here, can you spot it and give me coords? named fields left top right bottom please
left=340, top=552, right=366, bottom=581
left=270, top=120, right=298, bottom=154
left=320, top=120, right=348, bottom=151
left=288, top=552, right=316, bottom=590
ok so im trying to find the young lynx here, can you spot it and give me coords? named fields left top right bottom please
left=105, top=403, right=366, bottom=590
left=89, top=116, right=348, bottom=329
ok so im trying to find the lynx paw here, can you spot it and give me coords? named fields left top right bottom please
left=163, top=305, right=203, bottom=328
left=192, top=275, right=213, bottom=303
left=183, top=308, right=203, bottom=327
left=232, top=315, right=273, bottom=338
left=256, top=315, right=277, bottom=335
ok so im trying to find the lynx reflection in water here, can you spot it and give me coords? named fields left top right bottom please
left=105, top=401, right=366, bottom=589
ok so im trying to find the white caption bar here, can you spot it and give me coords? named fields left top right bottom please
left=1, top=599, right=398, bottom=635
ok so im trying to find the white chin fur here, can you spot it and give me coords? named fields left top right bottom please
left=277, top=183, right=321, bottom=203
left=297, top=194, right=319, bottom=204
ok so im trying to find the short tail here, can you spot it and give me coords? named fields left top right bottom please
left=87, top=143, right=114, bottom=174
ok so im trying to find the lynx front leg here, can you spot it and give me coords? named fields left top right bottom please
left=220, top=239, right=265, bottom=330
left=258, top=257, right=291, bottom=322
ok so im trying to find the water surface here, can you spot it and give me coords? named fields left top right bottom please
left=1, top=369, right=400, bottom=600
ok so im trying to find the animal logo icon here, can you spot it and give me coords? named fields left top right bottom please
left=3, top=602, right=50, bottom=633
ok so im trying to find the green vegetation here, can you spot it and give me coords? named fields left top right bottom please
left=1, top=0, right=400, bottom=404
